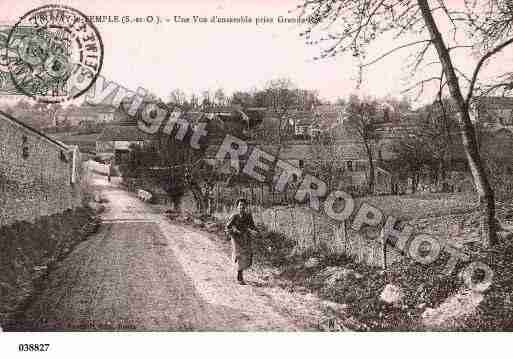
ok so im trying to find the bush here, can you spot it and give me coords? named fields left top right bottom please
left=251, top=227, right=296, bottom=266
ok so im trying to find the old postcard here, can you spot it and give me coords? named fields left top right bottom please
left=0, top=0, right=513, bottom=357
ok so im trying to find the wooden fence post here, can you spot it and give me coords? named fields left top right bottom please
left=311, top=212, right=316, bottom=249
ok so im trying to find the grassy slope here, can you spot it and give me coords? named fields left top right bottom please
left=163, top=193, right=512, bottom=331
left=0, top=208, right=98, bottom=327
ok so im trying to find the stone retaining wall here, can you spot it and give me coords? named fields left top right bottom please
left=0, top=112, right=81, bottom=227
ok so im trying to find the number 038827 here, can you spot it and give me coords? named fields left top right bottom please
left=18, top=344, right=50, bottom=352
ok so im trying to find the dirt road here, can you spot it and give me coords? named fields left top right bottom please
left=9, top=170, right=342, bottom=331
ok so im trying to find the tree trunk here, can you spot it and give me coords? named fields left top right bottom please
left=364, top=140, right=375, bottom=194
left=418, top=0, right=497, bottom=246
left=269, top=144, right=283, bottom=194
left=189, top=180, right=207, bottom=215
left=439, top=159, right=451, bottom=192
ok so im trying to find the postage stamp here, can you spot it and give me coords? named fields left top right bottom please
left=4, top=4, right=103, bottom=103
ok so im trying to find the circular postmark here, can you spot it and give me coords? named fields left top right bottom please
left=6, top=4, right=104, bottom=103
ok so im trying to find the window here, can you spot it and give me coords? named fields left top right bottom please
left=21, top=135, right=29, bottom=159
left=346, top=161, right=353, bottom=171
left=60, top=150, right=68, bottom=163
left=298, top=160, right=305, bottom=169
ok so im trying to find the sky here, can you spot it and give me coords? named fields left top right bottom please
left=1, top=0, right=512, bottom=105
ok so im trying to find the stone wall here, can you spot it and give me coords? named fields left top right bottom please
left=206, top=200, right=401, bottom=267
left=179, top=191, right=480, bottom=269
left=0, top=112, right=81, bottom=227
left=209, top=201, right=481, bottom=268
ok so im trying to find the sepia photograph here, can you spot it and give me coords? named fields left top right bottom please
left=0, top=0, right=513, bottom=357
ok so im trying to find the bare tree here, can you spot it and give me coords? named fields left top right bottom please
left=124, top=102, right=217, bottom=215
left=390, top=99, right=458, bottom=193
left=154, top=105, right=220, bottom=215
left=419, top=98, right=460, bottom=188
left=201, top=90, right=212, bottom=110
left=230, top=91, right=255, bottom=107
left=260, top=78, right=298, bottom=193
left=214, top=88, right=227, bottom=107
left=390, top=126, right=438, bottom=193
left=169, top=89, right=187, bottom=106
left=190, top=93, right=199, bottom=109
left=309, top=131, right=347, bottom=191
left=298, top=0, right=513, bottom=246
left=262, top=78, right=297, bottom=141
left=345, top=95, right=380, bottom=194
left=294, top=88, right=322, bottom=110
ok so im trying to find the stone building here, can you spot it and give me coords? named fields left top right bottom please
left=0, top=111, right=81, bottom=228
left=96, top=124, right=153, bottom=163
left=54, top=105, right=116, bottom=128
left=204, top=140, right=392, bottom=193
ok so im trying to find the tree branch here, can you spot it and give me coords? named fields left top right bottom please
left=453, top=66, right=472, bottom=84
left=447, top=45, right=474, bottom=51
left=478, top=82, right=513, bottom=97
left=361, top=39, right=431, bottom=68
left=401, top=76, right=443, bottom=97
left=412, top=40, right=434, bottom=72
left=466, top=36, right=513, bottom=105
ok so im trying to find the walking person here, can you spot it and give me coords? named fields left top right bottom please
left=107, top=161, right=112, bottom=183
left=225, top=198, right=260, bottom=285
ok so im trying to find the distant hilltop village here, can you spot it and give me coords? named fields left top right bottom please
left=2, top=96, right=512, bottom=141
left=1, top=94, right=512, bottom=196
